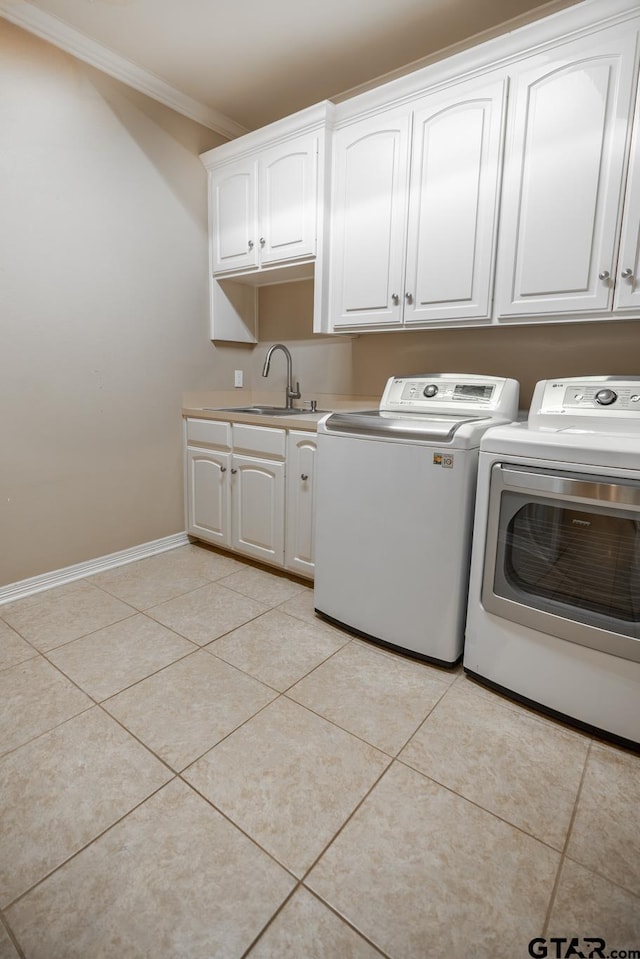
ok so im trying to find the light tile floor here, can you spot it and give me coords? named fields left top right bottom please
left=0, top=543, right=639, bottom=959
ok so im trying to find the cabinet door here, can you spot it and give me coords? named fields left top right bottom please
left=404, top=77, right=507, bottom=324
left=495, top=24, right=640, bottom=318
left=615, top=78, right=640, bottom=311
left=186, top=447, right=231, bottom=547
left=259, top=136, right=318, bottom=265
left=231, top=454, right=285, bottom=565
left=329, top=108, right=410, bottom=329
left=285, top=432, right=316, bottom=578
left=211, top=159, right=258, bottom=273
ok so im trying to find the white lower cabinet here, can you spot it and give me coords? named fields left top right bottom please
left=186, top=447, right=231, bottom=548
left=185, top=418, right=315, bottom=577
left=231, top=453, right=285, bottom=565
left=285, top=431, right=317, bottom=577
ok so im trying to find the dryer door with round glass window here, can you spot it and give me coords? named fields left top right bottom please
left=482, top=464, right=640, bottom=662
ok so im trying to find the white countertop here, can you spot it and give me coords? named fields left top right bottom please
left=182, top=391, right=379, bottom=431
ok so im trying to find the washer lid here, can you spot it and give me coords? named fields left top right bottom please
left=323, top=410, right=489, bottom=441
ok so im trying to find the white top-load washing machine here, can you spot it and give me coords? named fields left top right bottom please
left=313, top=374, right=520, bottom=666
left=464, top=375, right=640, bottom=749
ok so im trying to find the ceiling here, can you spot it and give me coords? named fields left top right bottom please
left=3, top=0, right=580, bottom=135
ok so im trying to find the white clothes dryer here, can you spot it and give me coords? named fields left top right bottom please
left=464, top=375, right=640, bottom=749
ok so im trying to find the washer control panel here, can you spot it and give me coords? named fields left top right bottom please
left=381, top=374, right=519, bottom=418
left=529, top=377, right=640, bottom=433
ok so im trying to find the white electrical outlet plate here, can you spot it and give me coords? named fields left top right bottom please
left=234, top=370, right=243, bottom=388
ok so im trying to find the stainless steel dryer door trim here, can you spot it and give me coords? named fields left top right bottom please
left=494, top=466, right=640, bottom=507
left=482, top=463, right=640, bottom=663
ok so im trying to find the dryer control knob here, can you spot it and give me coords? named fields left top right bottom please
left=595, top=388, right=618, bottom=406
left=423, top=384, right=438, bottom=398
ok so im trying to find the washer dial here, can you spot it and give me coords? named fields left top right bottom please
left=595, top=388, right=618, bottom=406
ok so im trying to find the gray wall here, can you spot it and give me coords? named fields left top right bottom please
left=0, top=21, right=228, bottom=586
left=257, top=281, right=640, bottom=410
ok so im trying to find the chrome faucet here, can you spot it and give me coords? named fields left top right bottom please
left=262, top=343, right=301, bottom=410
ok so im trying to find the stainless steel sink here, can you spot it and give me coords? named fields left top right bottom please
left=204, top=405, right=328, bottom=416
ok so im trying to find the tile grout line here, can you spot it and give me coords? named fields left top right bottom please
left=277, top=686, right=399, bottom=760
left=46, top=637, right=200, bottom=703
left=303, top=886, right=393, bottom=959
left=0, top=616, right=45, bottom=662
left=175, top=769, right=304, bottom=882
left=274, top=643, right=452, bottom=762
left=4, top=606, right=141, bottom=657
left=237, top=883, right=302, bottom=959
left=390, top=676, right=453, bottom=755
left=238, top=880, right=393, bottom=959
left=1, top=776, right=177, bottom=914
left=0, top=908, right=26, bottom=959
left=42, top=598, right=281, bottom=710
left=541, top=739, right=640, bottom=907
left=4, top=631, right=200, bottom=761
left=174, top=692, right=280, bottom=774
left=541, top=738, right=594, bottom=936
left=454, top=672, right=595, bottom=742
left=0, top=692, right=95, bottom=765
left=297, top=758, right=395, bottom=884
left=392, top=681, right=596, bottom=857
left=174, top=704, right=397, bottom=904
left=392, top=752, right=574, bottom=858
left=199, top=608, right=369, bottom=696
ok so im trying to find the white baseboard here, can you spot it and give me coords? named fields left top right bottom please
left=0, top=532, right=190, bottom=606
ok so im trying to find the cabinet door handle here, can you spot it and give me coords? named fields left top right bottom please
left=391, top=293, right=399, bottom=305
left=621, top=268, right=633, bottom=279
left=248, top=240, right=254, bottom=250
left=231, top=468, right=237, bottom=474
left=220, top=466, right=227, bottom=473
left=301, top=473, right=309, bottom=481
left=405, top=292, right=413, bottom=303
left=598, top=270, right=610, bottom=280
left=259, top=237, right=266, bottom=247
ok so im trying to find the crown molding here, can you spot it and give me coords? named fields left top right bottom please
left=332, top=0, right=640, bottom=123
left=0, top=0, right=248, bottom=139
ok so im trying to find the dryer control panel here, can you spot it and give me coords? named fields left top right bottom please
left=529, top=377, right=640, bottom=433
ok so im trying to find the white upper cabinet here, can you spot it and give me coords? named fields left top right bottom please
left=258, top=139, right=318, bottom=265
left=211, top=135, right=318, bottom=275
left=495, top=22, right=640, bottom=319
left=201, top=102, right=332, bottom=342
left=327, top=74, right=507, bottom=332
left=404, top=77, right=507, bottom=325
left=329, top=108, right=410, bottom=329
left=615, top=75, right=640, bottom=311
left=211, top=159, right=259, bottom=274
left=201, top=2, right=640, bottom=337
